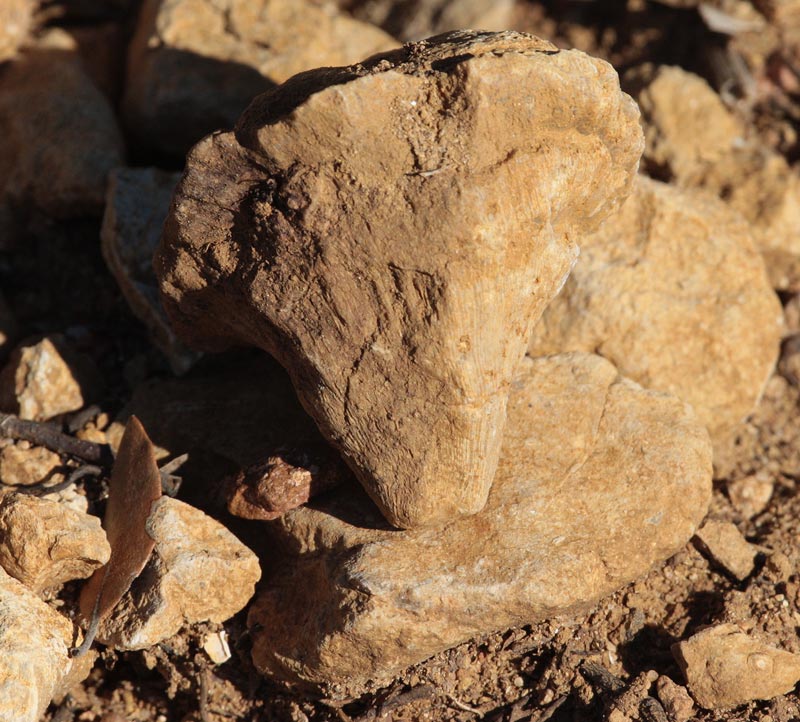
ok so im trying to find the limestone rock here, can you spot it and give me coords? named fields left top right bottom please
left=97, top=496, right=260, bottom=650
left=123, top=0, right=397, bottom=156
left=727, top=473, right=774, bottom=518
left=101, top=168, right=198, bottom=374
left=0, top=493, right=110, bottom=594
left=673, top=624, right=800, bottom=709
left=0, top=29, right=125, bottom=218
left=343, top=0, right=517, bottom=41
left=156, top=30, right=644, bottom=528
left=528, top=176, right=782, bottom=452
left=0, top=444, right=61, bottom=487
left=0, top=568, right=88, bottom=722
left=635, top=65, right=800, bottom=291
left=694, top=520, right=758, bottom=581
left=656, top=676, right=695, bottom=722
left=0, top=0, right=32, bottom=62
left=248, top=352, right=712, bottom=691
left=0, top=336, right=91, bottom=421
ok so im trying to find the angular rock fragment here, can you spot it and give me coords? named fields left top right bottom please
left=727, top=473, right=774, bottom=518
left=656, top=676, right=694, bottom=722
left=0, top=493, right=110, bottom=593
left=157, top=30, right=644, bottom=528
left=226, top=445, right=347, bottom=521
left=124, top=0, right=397, bottom=155
left=634, top=65, right=800, bottom=290
left=101, top=168, right=198, bottom=373
left=0, top=336, right=90, bottom=421
left=694, top=520, right=758, bottom=581
left=673, top=624, right=800, bottom=709
left=0, top=569, right=89, bottom=722
left=248, top=352, right=712, bottom=691
left=0, top=29, right=125, bottom=218
left=97, top=496, right=260, bottom=650
left=528, top=176, right=782, bottom=452
left=0, top=444, right=62, bottom=487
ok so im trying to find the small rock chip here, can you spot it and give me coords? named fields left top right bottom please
left=203, top=630, right=232, bottom=665
left=0, top=444, right=62, bottom=487
left=727, top=473, right=774, bottom=518
left=226, top=446, right=347, bottom=521
left=635, top=65, right=800, bottom=291
left=779, top=334, right=800, bottom=385
left=0, top=336, right=87, bottom=421
left=0, top=493, right=110, bottom=593
left=0, top=568, right=89, bottom=722
left=528, top=175, right=783, bottom=454
left=0, top=29, right=125, bottom=218
left=248, top=353, right=712, bottom=692
left=673, top=624, right=800, bottom=709
left=694, top=520, right=758, bottom=581
left=100, top=168, right=197, bottom=374
left=656, top=676, right=695, bottom=722
left=96, top=496, right=260, bottom=650
left=156, top=30, right=644, bottom=528
left=124, top=0, right=397, bottom=156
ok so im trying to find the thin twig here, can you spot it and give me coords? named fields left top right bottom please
left=444, top=692, right=484, bottom=717
left=18, top=464, right=103, bottom=497
left=0, top=413, right=113, bottom=465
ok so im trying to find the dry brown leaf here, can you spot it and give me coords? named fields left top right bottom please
left=74, top=415, right=162, bottom=655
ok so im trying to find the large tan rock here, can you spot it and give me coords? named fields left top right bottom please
left=0, top=493, right=110, bottom=594
left=101, top=168, right=197, bottom=374
left=528, top=176, right=782, bottom=451
left=248, top=352, right=712, bottom=692
left=156, top=30, right=644, bottom=528
left=123, top=0, right=397, bottom=155
left=673, top=624, right=800, bottom=709
left=0, top=569, right=89, bottom=722
left=96, top=497, right=261, bottom=650
left=0, top=29, right=125, bottom=219
left=635, top=65, right=800, bottom=291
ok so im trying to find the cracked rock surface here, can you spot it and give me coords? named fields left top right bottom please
left=529, top=175, right=782, bottom=453
left=156, top=29, right=644, bottom=528
left=248, top=352, right=712, bottom=692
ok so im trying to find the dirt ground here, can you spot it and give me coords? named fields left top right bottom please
left=4, top=0, right=800, bottom=720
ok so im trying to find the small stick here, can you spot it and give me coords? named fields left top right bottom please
left=0, top=413, right=113, bottom=465
left=17, top=464, right=103, bottom=497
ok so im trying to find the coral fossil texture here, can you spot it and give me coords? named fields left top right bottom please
left=156, top=30, right=644, bottom=528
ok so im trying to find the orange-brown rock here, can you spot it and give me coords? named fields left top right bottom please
left=248, top=353, right=712, bottom=692
left=123, top=0, right=397, bottom=155
left=156, top=30, right=644, bottom=528
left=635, top=65, right=800, bottom=291
left=528, top=176, right=782, bottom=452
left=674, top=624, right=800, bottom=709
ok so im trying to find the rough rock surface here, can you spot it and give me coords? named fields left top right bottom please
left=634, top=65, right=800, bottom=290
left=123, top=0, right=397, bottom=156
left=343, top=0, right=516, bottom=41
left=156, top=30, right=644, bottom=528
left=0, top=493, right=110, bottom=593
left=0, top=336, right=88, bottom=421
left=656, top=676, right=695, bottom=722
left=100, top=168, right=197, bottom=373
left=0, top=568, right=87, bottom=722
left=248, top=352, right=712, bottom=692
left=673, top=624, right=800, bottom=709
left=0, top=444, right=62, bottom=487
left=0, top=29, right=125, bottom=218
left=0, top=0, right=31, bottom=62
left=97, top=496, right=260, bottom=650
left=694, top=519, right=758, bottom=581
left=528, top=175, right=782, bottom=452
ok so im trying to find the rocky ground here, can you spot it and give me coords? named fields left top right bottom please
left=2, top=0, right=800, bottom=721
